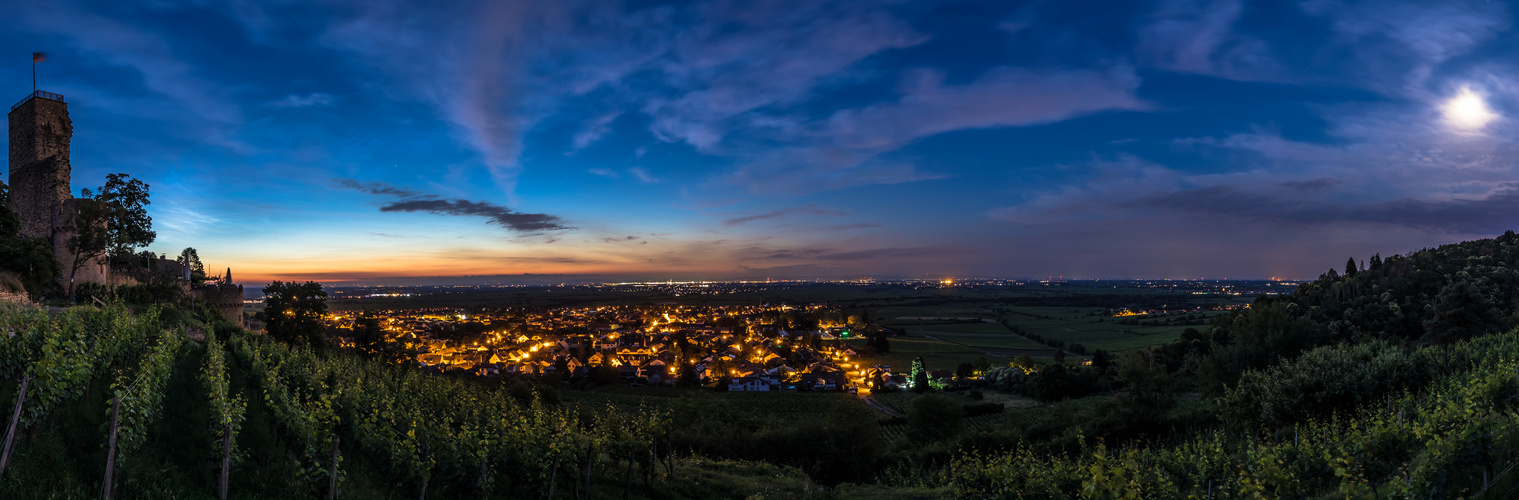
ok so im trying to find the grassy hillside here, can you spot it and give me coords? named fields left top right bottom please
left=951, top=327, right=1519, bottom=498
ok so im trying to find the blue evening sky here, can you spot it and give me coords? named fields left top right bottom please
left=3, top=0, right=1516, bottom=283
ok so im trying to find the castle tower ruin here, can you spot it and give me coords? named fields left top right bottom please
left=8, top=90, right=108, bottom=289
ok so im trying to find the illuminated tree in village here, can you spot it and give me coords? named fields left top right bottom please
left=911, top=356, right=928, bottom=392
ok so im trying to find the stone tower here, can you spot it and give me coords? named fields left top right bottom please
left=9, top=91, right=70, bottom=238
left=8, top=90, right=108, bottom=288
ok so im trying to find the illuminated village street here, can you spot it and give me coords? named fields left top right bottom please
left=325, top=303, right=891, bottom=392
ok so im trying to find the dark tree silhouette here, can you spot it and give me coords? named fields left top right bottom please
left=263, top=281, right=329, bottom=347
left=1422, top=281, right=1502, bottom=345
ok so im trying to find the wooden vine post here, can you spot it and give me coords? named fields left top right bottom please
left=102, top=396, right=122, bottom=500
left=0, top=375, right=33, bottom=476
left=328, top=434, right=340, bottom=500
left=219, top=421, right=232, bottom=500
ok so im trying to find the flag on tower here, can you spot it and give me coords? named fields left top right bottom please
left=32, top=52, right=46, bottom=63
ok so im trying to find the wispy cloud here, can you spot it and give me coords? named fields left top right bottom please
left=722, top=204, right=848, bottom=226
left=337, top=178, right=570, bottom=232
left=723, top=65, right=1145, bottom=194
left=572, top=111, right=621, bottom=149
left=828, top=222, right=881, bottom=230
left=156, top=202, right=222, bottom=239
left=628, top=167, right=657, bottom=184
left=587, top=167, right=658, bottom=183
left=271, top=93, right=335, bottom=108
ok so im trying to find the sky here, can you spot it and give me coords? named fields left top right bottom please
left=4, top=0, right=1518, bottom=284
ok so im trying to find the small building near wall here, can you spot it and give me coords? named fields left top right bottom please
left=728, top=376, right=776, bottom=392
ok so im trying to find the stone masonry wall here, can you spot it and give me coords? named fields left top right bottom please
left=57, top=199, right=109, bottom=287
left=192, top=283, right=245, bottom=327
left=8, top=96, right=72, bottom=239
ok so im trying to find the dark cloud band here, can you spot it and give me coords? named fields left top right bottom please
left=338, top=178, right=570, bottom=233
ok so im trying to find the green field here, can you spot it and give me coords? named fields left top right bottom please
left=847, top=336, right=1010, bottom=373
left=909, top=330, right=1049, bottom=350
left=885, top=321, right=1009, bottom=334
left=999, top=306, right=1234, bottom=353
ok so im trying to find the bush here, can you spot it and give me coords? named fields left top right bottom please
left=74, top=281, right=110, bottom=303
left=0, top=271, right=23, bottom=294
left=1216, top=340, right=1436, bottom=428
left=906, top=393, right=965, bottom=443
left=962, top=402, right=1004, bottom=418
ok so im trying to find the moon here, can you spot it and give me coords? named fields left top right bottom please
left=1443, top=87, right=1498, bottom=131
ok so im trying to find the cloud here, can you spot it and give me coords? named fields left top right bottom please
left=723, top=65, right=1144, bottom=194
left=272, top=93, right=335, bottom=107
left=14, top=0, right=242, bottom=125
left=828, top=223, right=882, bottom=230
left=335, top=178, right=427, bottom=198
left=722, top=204, right=849, bottom=226
left=337, top=178, right=570, bottom=232
left=1302, top=0, right=1508, bottom=82
left=155, top=202, right=222, bottom=239
left=571, top=111, right=621, bottom=149
left=1278, top=178, right=1344, bottom=193
left=319, top=0, right=557, bottom=194
left=628, top=167, right=658, bottom=184
left=630, top=2, right=929, bottom=152
left=587, top=167, right=658, bottom=183
left=378, top=199, right=569, bottom=232
left=813, top=247, right=942, bottom=261
left=1126, top=182, right=1519, bottom=234
left=831, top=67, right=1144, bottom=149
left=1135, top=0, right=1275, bottom=79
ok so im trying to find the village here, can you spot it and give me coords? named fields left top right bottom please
left=323, top=304, right=918, bottom=393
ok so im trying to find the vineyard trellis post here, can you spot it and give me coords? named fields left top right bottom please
left=581, top=443, right=594, bottom=500
left=547, top=454, right=561, bottom=500
left=328, top=434, right=340, bottom=500
left=621, top=451, right=633, bottom=499
left=418, top=442, right=430, bottom=500
left=220, top=421, right=232, bottom=500
left=0, top=375, right=33, bottom=476
left=665, top=431, right=673, bottom=478
left=102, top=395, right=121, bottom=500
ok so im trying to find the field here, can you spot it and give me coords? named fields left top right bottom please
left=846, top=336, right=1011, bottom=373
left=997, top=305, right=1236, bottom=352
left=871, top=391, right=1029, bottom=443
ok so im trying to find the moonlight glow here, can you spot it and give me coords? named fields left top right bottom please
left=1443, top=88, right=1498, bottom=130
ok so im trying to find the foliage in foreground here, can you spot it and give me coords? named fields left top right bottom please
left=950, top=328, right=1519, bottom=498
left=0, top=303, right=831, bottom=499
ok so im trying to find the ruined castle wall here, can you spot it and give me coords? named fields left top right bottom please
left=192, top=283, right=245, bottom=327
left=56, top=198, right=109, bottom=289
left=8, top=96, right=72, bottom=240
